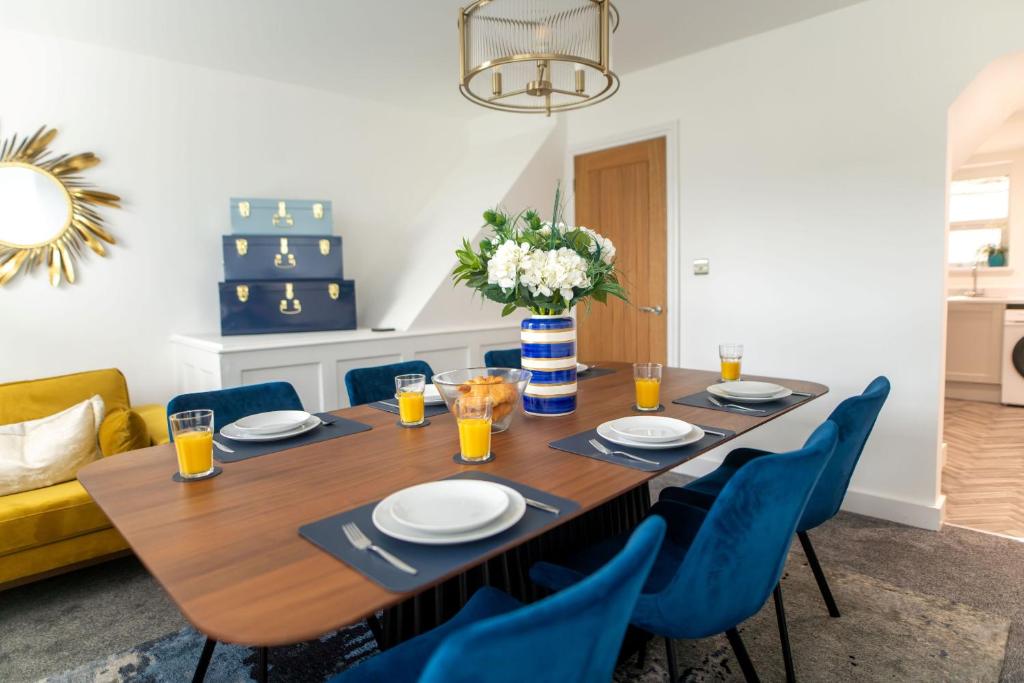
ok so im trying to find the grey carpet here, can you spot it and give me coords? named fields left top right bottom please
left=2, top=473, right=1022, bottom=682
left=614, top=560, right=1008, bottom=681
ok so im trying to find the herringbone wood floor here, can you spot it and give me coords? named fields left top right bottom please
left=943, top=398, right=1024, bottom=538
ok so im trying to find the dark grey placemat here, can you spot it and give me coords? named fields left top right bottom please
left=298, top=471, right=580, bottom=593
left=548, top=424, right=736, bottom=472
left=369, top=400, right=450, bottom=418
left=672, top=390, right=815, bottom=417
left=213, top=413, right=372, bottom=463
left=577, top=367, right=617, bottom=381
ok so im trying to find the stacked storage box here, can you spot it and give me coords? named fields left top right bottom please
left=218, top=198, right=357, bottom=335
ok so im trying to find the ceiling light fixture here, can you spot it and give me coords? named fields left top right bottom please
left=458, top=0, right=619, bottom=116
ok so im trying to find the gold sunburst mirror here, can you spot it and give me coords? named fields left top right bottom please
left=0, top=126, right=121, bottom=287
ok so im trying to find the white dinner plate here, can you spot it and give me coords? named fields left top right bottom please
left=717, top=380, right=786, bottom=398
left=385, top=480, right=510, bottom=534
left=707, top=383, right=793, bottom=404
left=373, top=483, right=526, bottom=545
left=606, top=416, right=693, bottom=444
left=220, top=415, right=321, bottom=442
left=233, top=410, right=312, bottom=435
left=577, top=362, right=590, bottom=374
left=423, top=384, right=445, bottom=406
left=596, top=422, right=705, bottom=450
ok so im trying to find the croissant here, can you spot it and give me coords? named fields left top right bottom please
left=457, top=375, right=518, bottom=421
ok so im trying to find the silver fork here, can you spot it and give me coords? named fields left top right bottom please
left=588, top=439, right=659, bottom=466
left=342, top=522, right=418, bottom=575
left=707, top=396, right=767, bottom=414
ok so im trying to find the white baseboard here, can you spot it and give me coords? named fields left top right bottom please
left=840, top=490, right=946, bottom=530
left=945, top=380, right=1001, bottom=404
left=672, top=458, right=948, bottom=531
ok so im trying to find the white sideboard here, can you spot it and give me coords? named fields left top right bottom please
left=170, top=324, right=521, bottom=411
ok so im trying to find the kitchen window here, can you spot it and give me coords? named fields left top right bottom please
left=948, top=175, right=1010, bottom=267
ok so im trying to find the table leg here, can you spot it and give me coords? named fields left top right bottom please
left=257, top=646, right=269, bottom=682
left=191, top=637, right=217, bottom=683
left=191, top=636, right=268, bottom=682
left=366, top=614, right=386, bottom=650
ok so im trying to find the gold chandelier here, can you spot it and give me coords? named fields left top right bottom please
left=458, top=0, right=619, bottom=116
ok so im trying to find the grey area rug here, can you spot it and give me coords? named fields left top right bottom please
left=41, top=623, right=377, bottom=683
left=41, top=555, right=1008, bottom=683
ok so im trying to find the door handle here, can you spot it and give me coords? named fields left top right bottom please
left=639, top=305, right=663, bottom=315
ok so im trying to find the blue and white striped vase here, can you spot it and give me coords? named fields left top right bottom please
left=520, top=314, right=577, bottom=416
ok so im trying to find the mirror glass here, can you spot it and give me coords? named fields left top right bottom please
left=0, top=163, right=72, bottom=248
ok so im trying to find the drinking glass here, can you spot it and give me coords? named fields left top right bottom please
left=395, top=374, right=426, bottom=426
left=169, top=409, right=215, bottom=479
left=633, top=363, right=663, bottom=411
left=454, top=396, right=493, bottom=461
left=719, top=343, right=744, bottom=382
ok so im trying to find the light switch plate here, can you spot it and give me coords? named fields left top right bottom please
left=693, top=258, right=709, bottom=275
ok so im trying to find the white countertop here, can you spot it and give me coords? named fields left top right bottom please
left=170, top=323, right=520, bottom=353
left=947, top=296, right=1024, bottom=305
left=947, top=288, right=1024, bottom=305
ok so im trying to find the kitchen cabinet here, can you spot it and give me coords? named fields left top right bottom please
left=946, top=302, right=1004, bottom=390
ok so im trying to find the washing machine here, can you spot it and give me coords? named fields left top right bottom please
left=1002, top=306, right=1024, bottom=405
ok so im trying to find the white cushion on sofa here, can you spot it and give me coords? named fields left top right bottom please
left=0, top=395, right=105, bottom=496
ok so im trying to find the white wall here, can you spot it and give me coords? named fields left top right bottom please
left=373, top=116, right=562, bottom=330
left=0, top=28, right=550, bottom=404
left=411, top=119, right=569, bottom=330
left=561, top=0, right=1024, bottom=528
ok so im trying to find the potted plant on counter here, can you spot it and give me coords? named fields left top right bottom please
left=981, top=244, right=1008, bottom=267
left=451, top=185, right=627, bottom=416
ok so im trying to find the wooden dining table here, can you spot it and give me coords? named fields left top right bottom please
left=78, top=363, right=827, bottom=681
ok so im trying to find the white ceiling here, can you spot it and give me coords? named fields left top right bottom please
left=975, top=110, right=1024, bottom=156
left=0, top=0, right=869, bottom=117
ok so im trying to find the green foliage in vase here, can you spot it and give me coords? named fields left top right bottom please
left=452, top=184, right=628, bottom=316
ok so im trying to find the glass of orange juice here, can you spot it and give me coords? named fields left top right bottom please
left=395, top=374, right=426, bottom=426
left=634, top=363, right=663, bottom=411
left=169, top=409, right=215, bottom=479
left=455, top=396, right=492, bottom=462
left=719, top=343, right=744, bottom=381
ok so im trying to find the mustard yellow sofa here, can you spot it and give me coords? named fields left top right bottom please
left=0, top=369, right=168, bottom=588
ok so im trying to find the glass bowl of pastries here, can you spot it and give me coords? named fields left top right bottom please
left=431, top=368, right=533, bottom=432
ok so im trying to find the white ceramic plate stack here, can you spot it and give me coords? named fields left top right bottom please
left=596, top=416, right=704, bottom=450
left=220, top=410, right=321, bottom=442
left=423, top=384, right=445, bottom=406
left=372, top=480, right=526, bottom=545
left=707, top=381, right=792, bottom=404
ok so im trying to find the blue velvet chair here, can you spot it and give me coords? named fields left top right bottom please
left=330, top=515, right=667, bottom=683
left=531, top=421, right=839, bottom=683
left=483, top=348, right=521, bottom=368
left=165, top=381, right=303, bottom=442
left=659, top=377, right=889, bottom=681
left=344, top=360, right=435, bottom=407
left=662, top=377, right=890, bottom=616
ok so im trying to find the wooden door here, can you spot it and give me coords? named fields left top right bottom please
left=574, top=137, right=667, bottom=364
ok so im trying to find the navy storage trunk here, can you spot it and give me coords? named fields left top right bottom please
left=219, top=280, right=356, bottom=335
left=223, top=235, right=343, bottom=280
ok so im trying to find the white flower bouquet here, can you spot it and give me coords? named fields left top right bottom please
left=453, top=186, right=628, bottom=316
